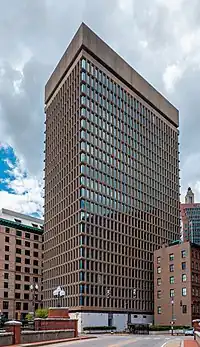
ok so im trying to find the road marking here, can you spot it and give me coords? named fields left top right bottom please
left=108, top=338, right=137, bottom=347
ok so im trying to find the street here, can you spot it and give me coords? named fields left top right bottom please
left=43, top=334, right=193, bottom=347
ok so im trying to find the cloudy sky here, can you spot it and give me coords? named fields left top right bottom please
left=0, top=0, right=200, bottom=217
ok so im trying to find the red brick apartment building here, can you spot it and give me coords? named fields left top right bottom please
left=0, top=209, right=43, bottom=320
left=154, top=241, right=200, bottom=326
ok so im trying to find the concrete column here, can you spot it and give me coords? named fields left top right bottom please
left=5, top=320, right=22, bottom=345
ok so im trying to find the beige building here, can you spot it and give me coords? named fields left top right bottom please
left=43, top=22, right=180, bottom=331
left=0, top=209, right=43, bottom=320
left=154, top=241, right=200, bottom=326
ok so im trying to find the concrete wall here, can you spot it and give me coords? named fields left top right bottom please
left=0, top=332, right=13, bottom=346
left=195, top=331, right=200, bottom=345
left=70, top=312, right=153, bottom=332
left=21, top=330, right=74, bottom=344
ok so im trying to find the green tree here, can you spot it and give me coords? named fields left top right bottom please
left=25, top=313, right=34, bottom=321
left=35, top=308, right=48, bottom=318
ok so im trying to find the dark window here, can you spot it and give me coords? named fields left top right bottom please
left=4, top=273, right=9, bottom=280
left=16, top=230, right=22, bottom=237
left=25, top=241, right=30, bottom=247
left=15, top=283, right=21, bottom=290
left=4, top=282, right=8, bottom=289
left=24, top=293, right=29, bottom=300
left=33, top=252, right=38, bottom=258
left=34, top=235, right=39, bottom=241
left=25, top=267, right=30, bottom=273
left=16, top=248, right=21, bottom=254
left=182, top=305, right=187, bottom=314
left=182, top=262, right=186, bottom=270
left=169, top=264, right=174, bottom=272
left=16, top=257, right=21, bottom=263
left=25, top=233, right=30, bottom=239
left=16, top=239, right=22, bottom=245
left=25, top=258, right=30, bottom=265
left=16, top=266, right=21, bottom=272
left=15, top=293, right=20, bottom=299
left=23, top=303, right=28, bottom=310
left=16, top=302, right=21, bottom=310
left=33, top=268, right=38, bottom=274
left=4, top=264, right=9, bottom=270
left=25, top=250, right=30, bottom=256
left=34, top=277, right=38, bottom=283
left=34, top=260, right=38, bottom=266
left=15, top=275, right=21, bottom=281
left=5, top=236, right=9, bottom=243
left=3, top=301, right=9, bottom=309
left=34, top=243, right=38, bottom=249
left=4, top=292, right=8, bottom=298
left=5, top=228, right=10, bottom=233
left=25, top=276, right=30, bottom=282
left=15, top=219, right=21, bottom=223
left=5, top=255, right=9, bottom=261
left=24, top=284, right=30, bottom=291
left=5, top=246, right=9, bottom=252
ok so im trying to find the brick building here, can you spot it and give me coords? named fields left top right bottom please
left=43, top=22, right=180, bottom=331
left=0, top=209, right=43, bottom=320
left=154, top=241, right=200, bottom=326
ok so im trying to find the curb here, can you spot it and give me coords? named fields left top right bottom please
left=5, top=336, right=97, bottom=347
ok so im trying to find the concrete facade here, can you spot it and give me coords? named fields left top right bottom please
left=43, top=22, right=180, bottom=327
left=0, top=209, right=43, bottom=320
left=154, top=241, right=200, bottom=326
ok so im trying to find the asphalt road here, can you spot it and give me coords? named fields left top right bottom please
left=44, top=334, right=192, bottom=347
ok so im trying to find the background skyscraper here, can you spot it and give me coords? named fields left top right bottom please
left=181, top=187, right=200, bottom=245
left=43, top=23, right=180, bottom=331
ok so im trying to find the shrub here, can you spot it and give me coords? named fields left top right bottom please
left=149, top=325, right=190, bottom=331
left=83, top=326, right=116, bottom=331
left=35, top=308, right=48, bottom=318
left=25, top=313, right=34, bottom=322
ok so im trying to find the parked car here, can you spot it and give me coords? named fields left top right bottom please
left=184, top=328, right=194, bottom=336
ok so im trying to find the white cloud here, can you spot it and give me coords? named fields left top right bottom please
left=163, top=63, right=184, bottom=92
left=0, top=150, right=43, bottom=217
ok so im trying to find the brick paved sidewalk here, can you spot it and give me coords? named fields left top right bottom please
left=184, top=340, right=198, bottom=347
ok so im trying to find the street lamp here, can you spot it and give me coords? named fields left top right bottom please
left=53, top=286, right=65, bottom=307
left=107, top=289, right=112, bottom=327
left=171, top=297, right=174, bottom=336
left=30, top=282, right=39, bottom=320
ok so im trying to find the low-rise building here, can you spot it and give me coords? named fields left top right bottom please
left=0, top=209, right=43, bottom=320
left=154, top=241, right=200, bottom=326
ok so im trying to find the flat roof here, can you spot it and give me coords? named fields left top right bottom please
left=1, top=208, right=43, bottom=224
left=45, top=22, right=179, bottom=127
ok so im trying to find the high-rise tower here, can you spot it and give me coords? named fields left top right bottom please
left=43, top=23, right=180, bottom=331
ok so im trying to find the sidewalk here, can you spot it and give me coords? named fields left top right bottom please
left=3, top=335, right=96, bottom=347
left=184, top=340, right=198, bottom=347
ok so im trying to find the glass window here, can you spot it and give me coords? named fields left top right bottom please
left=181, top=250, right=186, bottom=258
left=170, top=276, right=174, bottom=284
left=182, top=288, right=187, bottom=296
left=182, top=305, right=187, bottom=314
left=16, top=230, right=22, bottom=237
left=169, top=264, right=174, bottom=272
left=182, top=262, right=186, bottom=270
left=157, top=256, right=161, bottom=264
left=157, top=278, right=161, bottom=286
left=170, top=289, right=175, bottom=297
left=157, top=267, right=161, bottom=274
left=169, top=254, right=174, bottom=261
left=157, top=291, right=161, bottom=299
left=182, top=274, right=187, bottom=282
left=157, top=306, right=161, bottom=314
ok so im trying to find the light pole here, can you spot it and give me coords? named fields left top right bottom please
left=107, top=289, right=112, bottom=327
left=30, top=281, right=39, bottom=320
left=171, top=297, right=174, bottom=336
left=53, top=286, right=65, bottom=307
